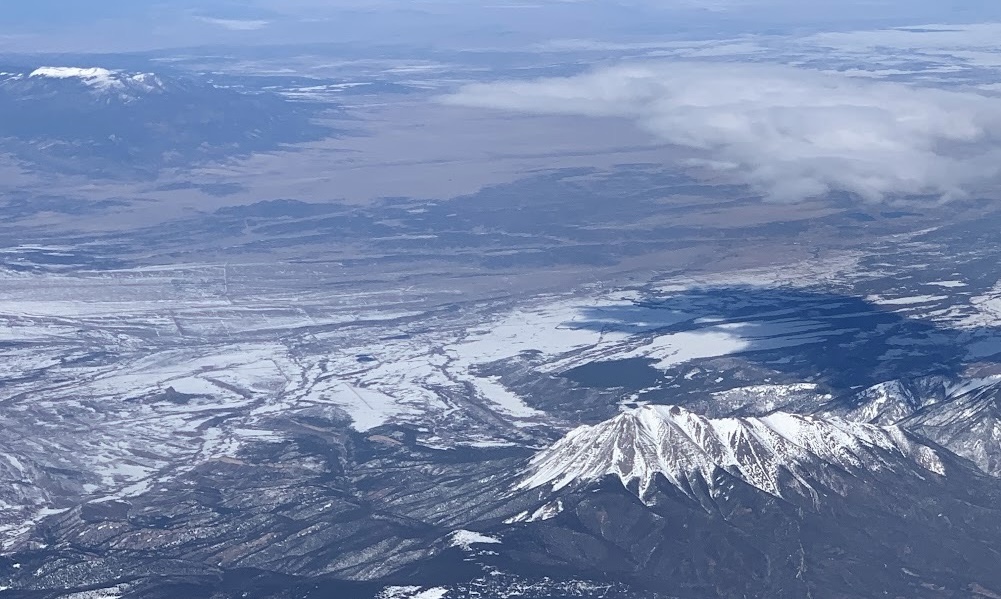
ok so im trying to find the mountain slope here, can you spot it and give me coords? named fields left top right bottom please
left=901, top=379, right=1001, bottom=477
left=819, top=376, right=1001, bottom=477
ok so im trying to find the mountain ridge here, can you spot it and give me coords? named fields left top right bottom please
left=519, top=404, right=948, bottom=506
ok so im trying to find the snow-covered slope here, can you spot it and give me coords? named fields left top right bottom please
left=815, top=377, right=1001, bottom=477
left=828, top=379, right=930, bottom=424
left=519, top=405, right=946, bottom=504
left=901, top=379, right=1001, bottom=477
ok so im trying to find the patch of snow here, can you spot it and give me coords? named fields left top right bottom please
left=504, top=499, right=564, bottom=524
left=963, top=282, right=1001, bottom=328
left=624, top=330, right=750, bottom=370
left=378, top=588, right=422, bottom=599
left=448, top=529, right=502, bottom=549
left=380, top=589, right=449, bottom=599
left=868, top=294, right=948, bottom=306
left=313, top=383, right=412, bottom=432
left=52, top=584, right=126, bottom=599
left=469, top=375, right=544, bottom=419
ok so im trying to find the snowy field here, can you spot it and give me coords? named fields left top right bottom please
left=1, top=227, right=999, bottom=550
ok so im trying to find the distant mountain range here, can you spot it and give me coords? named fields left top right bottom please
left=0, top=65, right=336, bottom=177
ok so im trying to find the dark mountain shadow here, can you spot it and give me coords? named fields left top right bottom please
left=564, top=286, right=998, bottom=395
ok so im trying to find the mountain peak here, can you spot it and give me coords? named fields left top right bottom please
left=30, top=66, right=116, bottom=82
left=519, top=404, right=946, bottom=504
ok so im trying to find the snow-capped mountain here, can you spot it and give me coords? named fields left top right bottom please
left=0, top=65, right=335, bottom=176
left=1, top=67, right=168, bottom=102
left=519, top=404, right=946, bottom=505
left=503, top=403, right=1001, bottom=599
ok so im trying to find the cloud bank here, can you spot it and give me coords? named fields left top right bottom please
left=196, top=17, right=270, bottom=31
left=444, top=62, right=1001, bottom=201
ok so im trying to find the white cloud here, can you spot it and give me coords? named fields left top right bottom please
left=196, top=17, right=270, bottom=31
left=443, top=62, right=1001, bottom=202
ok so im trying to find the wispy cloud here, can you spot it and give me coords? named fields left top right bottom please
left=196, top=17, right=270, bottom=31
left=443, top=62, right=1001, bottom=202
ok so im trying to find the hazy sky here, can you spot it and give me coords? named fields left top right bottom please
left=3, top=0, right=1001, bottom=53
